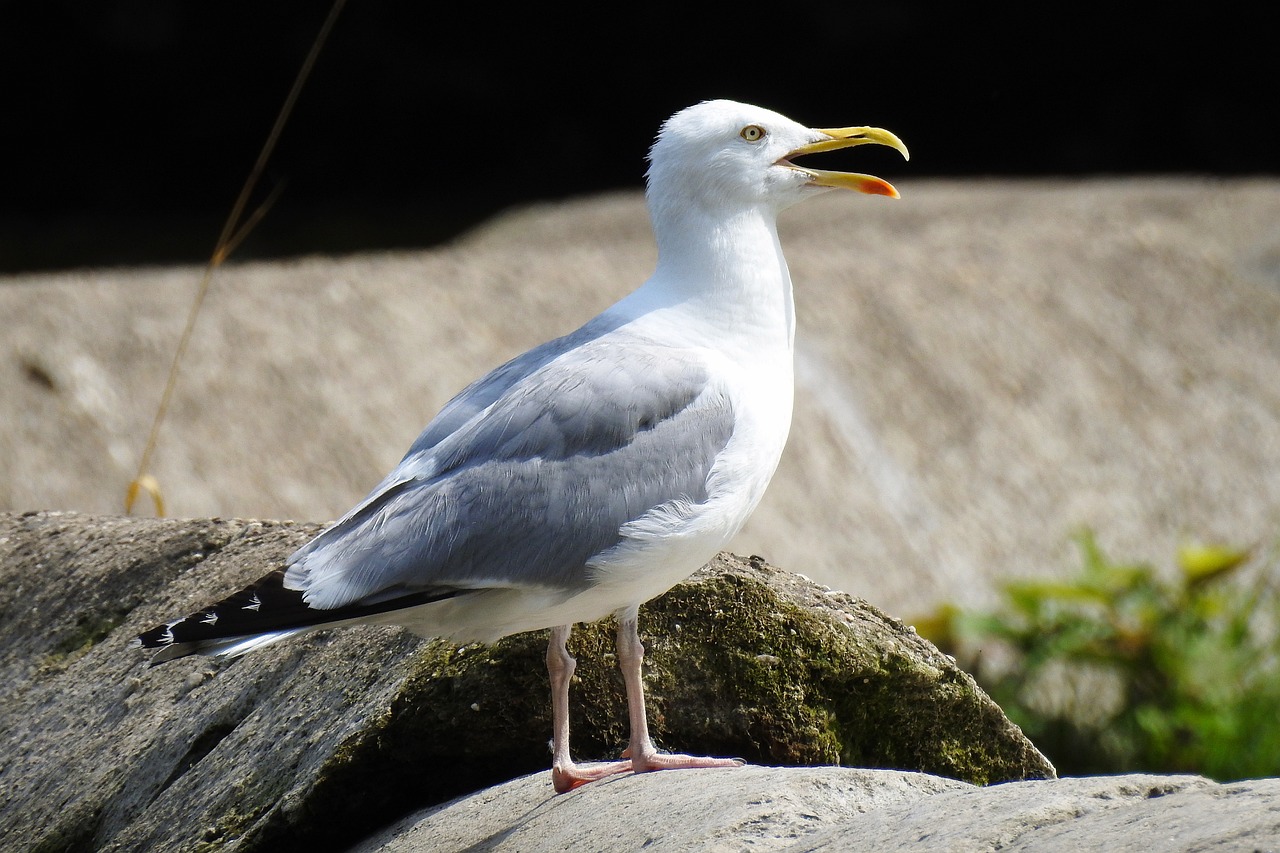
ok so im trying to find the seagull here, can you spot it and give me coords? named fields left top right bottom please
left=136, top=99, right=908, bottom=793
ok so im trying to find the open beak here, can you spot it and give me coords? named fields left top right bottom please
left=781, top=126, right=910, bottom=198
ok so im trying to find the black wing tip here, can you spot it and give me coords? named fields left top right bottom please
left=134, top=620, right=205, bottom=665
left=134, top=570, right=299, bottom=654
left=136, top=620, right=178, bottom=650
left=133, top=570, right=468, bottom=665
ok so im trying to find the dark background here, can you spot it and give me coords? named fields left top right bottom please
left=2, top=2, right=1274, bottom=273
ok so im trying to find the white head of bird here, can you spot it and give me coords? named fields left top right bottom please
left=639, top=99, right=908, bottom=310
left=645, top=99, right=909, bottom=222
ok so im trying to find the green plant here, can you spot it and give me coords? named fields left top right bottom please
left=922, top=532, right=1280, bottom=780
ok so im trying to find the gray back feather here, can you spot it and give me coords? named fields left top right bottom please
left=286, top=320, right=735, bottom=609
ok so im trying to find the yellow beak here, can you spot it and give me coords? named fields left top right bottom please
left=782, top=126, right=910, bottom=198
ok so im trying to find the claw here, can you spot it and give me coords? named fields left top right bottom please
left=629, top=751, right=745, bottom=774
left=552, top=759, right=632, bottom=794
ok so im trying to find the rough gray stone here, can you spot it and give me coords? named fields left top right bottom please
left=0, top=511, right=1050, bottom=853
left=353, top=766, right=968, bottom=853
left=353, top=769, right=1280, bottom=853
left=797, top=773, right=1280, bottom=852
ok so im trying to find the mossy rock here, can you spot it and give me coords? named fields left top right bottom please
left=0, top=511, right=1052, bottom=852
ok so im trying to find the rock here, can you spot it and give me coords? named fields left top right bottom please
left=353, top=768, right=1280, bottom=852
left=796, top=773, right=1280, bottom=852
left=354, top=766, right=968, bottom=852
left=0, top=511, right=1050, bottom=853
left=3, top=181, right=1279, bottom=617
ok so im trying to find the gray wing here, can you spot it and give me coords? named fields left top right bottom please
left=289, top=320, right=621, bottom=544
left=284, top=329, right=734, bottom=610
left=402, top=313, right=626, bottom=459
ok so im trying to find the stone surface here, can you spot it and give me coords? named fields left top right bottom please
left=798, top=773, right=1280, bottom=852
left=354, top=768, right=1280, bottom=853
left=354, top=766, right=967, bottom=853
left=0, top=511, right=1050, bottom=853
left=4, top=180, right=1279, bottom=619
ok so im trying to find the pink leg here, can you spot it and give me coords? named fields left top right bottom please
left=547, top=624, right=630, bottom=793
left=614, top=607, right=744, bottom=775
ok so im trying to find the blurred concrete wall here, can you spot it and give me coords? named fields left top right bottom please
left=4, top=179, right=1278, bottom=617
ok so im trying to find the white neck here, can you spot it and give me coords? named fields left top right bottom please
left=616, top=200, right=796, bottom=352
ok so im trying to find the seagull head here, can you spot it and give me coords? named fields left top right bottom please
left=646, top=99, right=909, bottom=217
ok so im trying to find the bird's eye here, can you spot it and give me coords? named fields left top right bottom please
left=740, top=125, right=766, bottom=143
